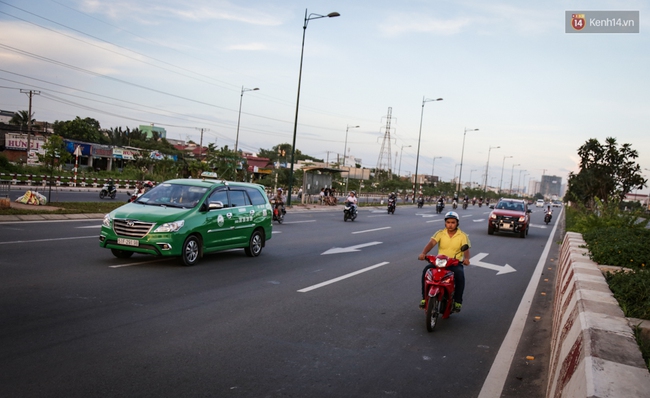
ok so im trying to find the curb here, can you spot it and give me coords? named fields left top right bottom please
left=547, top=232, right=650, bottom=397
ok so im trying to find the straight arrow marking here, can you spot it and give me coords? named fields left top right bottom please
left=321, top=241, right=382, bottom=255
left=298, top=262, right=390, bottom=292
left=470, top=252, right=516, bottom=275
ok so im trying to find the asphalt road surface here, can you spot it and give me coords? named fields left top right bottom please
left=0, top=204, right=562, bottom=397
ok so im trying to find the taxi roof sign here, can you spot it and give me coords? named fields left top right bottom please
left=200, top=171, right=219, bottom=180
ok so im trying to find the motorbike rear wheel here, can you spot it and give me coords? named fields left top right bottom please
left=426, top=296, right=441, bottom=332
left=99, top=190, right=106, bottom=199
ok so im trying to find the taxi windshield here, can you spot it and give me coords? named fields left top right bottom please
left=138, top=183, right=208, bottom=208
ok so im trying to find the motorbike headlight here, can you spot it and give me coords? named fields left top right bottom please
left=435, top=258, right=448, bottom=267
left=153, top=220, right=185, bottom=233
left=102, top=214, right=112, bottom=228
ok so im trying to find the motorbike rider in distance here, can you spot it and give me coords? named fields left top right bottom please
left=418, top=211, right=471, bottom=312
left=272, top=188, right=286, bottom=214
left=346, top=190, right=358, bottom=210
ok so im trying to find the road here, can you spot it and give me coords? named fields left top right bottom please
left=0, top=203, right=560, bottom=397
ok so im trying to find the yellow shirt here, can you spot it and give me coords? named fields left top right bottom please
left=431, top=228, right=471, bottom=260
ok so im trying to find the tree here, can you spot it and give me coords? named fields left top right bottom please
left=53, top=117, right=103, bottom=143
left=9, top=110, right=35, bottom=131
left=566, top=137, right=646, bottom=208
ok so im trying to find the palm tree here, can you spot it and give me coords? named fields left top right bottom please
left=9, top=110, right=35, bottom=131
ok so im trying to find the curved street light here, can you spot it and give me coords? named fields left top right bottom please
left=483, top=145, right=500, bottom=195
left=398, top=144, right=412, bottom=177
left=457, top=127, right=478, bottom=193
left=431, top=156, right=442, bottom=185
left=509, top=163, right=521, bottom=194
left=234, top=86, right=259, bottom=154
left=413, top=96, right=443, bottom=202
left=287, top=9, right=340, bottom=206
left=499, top=155, right=513, bottom=193
left=343, top=125, right=360, bottom=195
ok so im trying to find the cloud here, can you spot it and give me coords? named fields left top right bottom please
left=380, top=14, right=472, bottom=36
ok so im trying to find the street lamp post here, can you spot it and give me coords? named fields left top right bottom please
left=343, top=124, right=360, bottom=195
left=414, top=96, right=443, bottom=202
left=457, top=127, right=478, bottom=193
left=287, top=9, right=340, bottom=206
left=483, top=145, right=500, bottom=196
left=398, top=145, right=412, bottom=177
left=509, top=163, right=521, bottom=194
left=431, top=156, right=442, bottom=185
left=518, top=170, right=527, bottom=196
left=234, top=86, right=259, bottom=154
left=499, top=155, right=513, bottom=194
left=469, top=169, right=477, bottom=189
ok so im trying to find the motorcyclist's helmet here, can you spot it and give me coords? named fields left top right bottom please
left=444, top=211, right=460, bottom=225
left=277, top=188, right=283, bottom=192
left=143, top=180, right=154, bottom=188
left=351, top=191, right=356, bottom=195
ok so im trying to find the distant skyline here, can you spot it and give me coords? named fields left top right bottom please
left=1, top=0, right=648, bottom=193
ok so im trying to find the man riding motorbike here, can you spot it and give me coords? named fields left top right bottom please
left=418, top=211, right=471, bottom=312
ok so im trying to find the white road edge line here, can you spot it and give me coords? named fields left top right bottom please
left=477, top=207, right=563, bottom=398
left=0, top=235, right=97, bottom=245
left=297, top=262, right=390, bottom=293
left=282, top=220, right=317, bottom=224
left=352, top=227, right=391, bottom=234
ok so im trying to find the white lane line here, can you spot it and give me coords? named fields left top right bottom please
left=0, top=235, right=97, bottom=245
left=297, top=262, right=390, bottom=293
left=77, top=225, right=102, bottom=229
left=282, top=220, right=317, bottom=224
left=352, top=227, right=391, bottom=234
left=477, top=207, right=563, bottom=397
left=109, top=259, right=166, bottom=268
left=426, top=219, right=443, bottom=223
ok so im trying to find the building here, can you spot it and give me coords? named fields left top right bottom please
left=139, top=125, right=167, bottom=140
left=540, top=175, right=562, bottom=198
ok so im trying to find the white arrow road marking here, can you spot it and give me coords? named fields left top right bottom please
left=470, top=253, right=516, bottom=275
left=298, top=262, right=390, bottom=292
left=321, top=241, right=382, bottom=255
left=352, top=227, right=391, bottom=234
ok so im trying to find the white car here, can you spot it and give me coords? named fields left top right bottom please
left=535, top=199, right=545, bottom=207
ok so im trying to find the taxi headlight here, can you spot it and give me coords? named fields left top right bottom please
left=154, top=220, right=185, bottom=233
left=102, top=214, right=112, bottom=228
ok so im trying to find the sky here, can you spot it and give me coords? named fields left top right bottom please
left=1, top=0, right=649, bottom=194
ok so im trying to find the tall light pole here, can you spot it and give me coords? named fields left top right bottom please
left=483, top=145, right=500, bottom=196
left=398, top=145, right=412, bottom=177
left=414, top=96, right=443, bottom=202
left=469, top=169, right=477, bottom=189
left=234, top=86, right=259, bottom=154
left=509, top=163, right=521, bottom=194
left=518, top=170, right=527, bottom=196
left=343, top=124, right=360, bottom=195
left=287, top=9, right=340, bottom=206
left=499, top=155, right=513, bottom=193
left=431, top=156, right=442, bottom=185
left=457, top=127, right=478, bottom=193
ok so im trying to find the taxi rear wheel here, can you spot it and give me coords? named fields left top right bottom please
left=245, top=230, right=263, bottom=257
left=181, top=235, right=201, bottom=266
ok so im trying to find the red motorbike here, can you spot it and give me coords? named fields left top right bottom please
left=271, top=200, right=284, bottom=224
left=422, top=244, right=469, bottom=332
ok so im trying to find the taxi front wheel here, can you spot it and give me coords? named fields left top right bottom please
left=245, top=230, right=263, bottom=257
left=181, top=235, right=201, bottom=266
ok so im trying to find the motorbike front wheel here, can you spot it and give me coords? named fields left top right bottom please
left=110, top=192, right=116, bottom=199
left=426, top=296, right=441, bottom=332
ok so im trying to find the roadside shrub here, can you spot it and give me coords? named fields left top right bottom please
left=605, top=269, right=650, bottom=320
left=582, top=227, right=650, bottom=269
left=566, top=198, right=648, bottom=234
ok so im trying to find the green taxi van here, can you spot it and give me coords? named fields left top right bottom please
left=99, top=173, right=273, bottom=266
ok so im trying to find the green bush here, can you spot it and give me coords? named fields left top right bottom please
left=583, top=227, right=650, bottom=269
left=605, top=269, right=650, bottom=320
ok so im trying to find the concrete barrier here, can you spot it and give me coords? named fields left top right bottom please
left=547, top=232, right=650, bottom=397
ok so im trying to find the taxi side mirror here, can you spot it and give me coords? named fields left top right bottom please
left=208, top=201, right=225, bottom=210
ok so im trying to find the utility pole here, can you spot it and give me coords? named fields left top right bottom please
left=20, top=90, right=40, bottom=163
left=195, top=128, right=210, bottom=160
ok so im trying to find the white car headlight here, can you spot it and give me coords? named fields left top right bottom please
left=102, top=214, right=112, bottom=228
left=154, top=220, right=185, bottom=233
